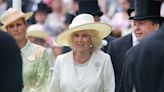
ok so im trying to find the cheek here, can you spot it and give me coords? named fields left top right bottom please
left=20, top=26, right=27, bottom=32
left=7, top=30, right=14, bottom=35
left=85, top=38, right=92, bottom=46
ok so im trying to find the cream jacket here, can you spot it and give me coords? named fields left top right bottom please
left=49, top=50, right=115, bottom=92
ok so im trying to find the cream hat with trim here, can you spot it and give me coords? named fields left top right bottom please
left=56, top=14, right=112, bottom=46
left=0, top=8, right=33, bottom=32
left=27, top=24, right=49, bottom=41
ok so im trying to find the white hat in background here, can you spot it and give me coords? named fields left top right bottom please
left=27, top=24, right=49, bottom=41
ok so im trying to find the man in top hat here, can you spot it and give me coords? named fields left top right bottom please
left=107, top=0, right=136, bottom=91
left=0, top=30, right=23, bottom=92
left=119, top=0, right=163, bottom=92
left=0, top=8, right=51, bottom=92
left=129, top=21, right=164, bottom=92
left=77, top=0, right=116, bottom=53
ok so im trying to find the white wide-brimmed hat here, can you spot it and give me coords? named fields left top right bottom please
left=27, top=24, right=49, bottom=41
left=56, top=14, right=112, bottom=46
left=0, top=8, right=33, bottom=32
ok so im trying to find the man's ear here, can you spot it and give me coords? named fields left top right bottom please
left=154, top=23, right=160, bottom=31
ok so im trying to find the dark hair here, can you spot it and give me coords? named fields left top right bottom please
left=148, top=18, right=163, bottom=26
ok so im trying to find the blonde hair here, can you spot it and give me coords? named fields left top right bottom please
left=68, top=30, right=102, bottom=52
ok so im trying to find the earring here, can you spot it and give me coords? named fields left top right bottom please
left=90, top=44, right=93, bottom=48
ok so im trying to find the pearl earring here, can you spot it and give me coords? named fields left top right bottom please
left=90, top=44, right=93, bottom=48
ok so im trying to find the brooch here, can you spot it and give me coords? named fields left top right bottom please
left=95, top=62, right=100, bottom=72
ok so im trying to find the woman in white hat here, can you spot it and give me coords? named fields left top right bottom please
left=0, top=8, right=51, bottom=92
left=49, top=14, right=115, bottom=92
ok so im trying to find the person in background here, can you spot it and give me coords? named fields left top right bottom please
left=44, top=0, right=65, bottom=37
left=61, top=0, right=78, bottom=54
left=69, top=0, right=79, bottom=15
left=33, top=2, right=52, bottom=24
left=0, top=0, right=7, bottom=14
left=107, top=0, right=135, bottom=91
left=27, top=24, right=55, bottom=70
left=49, top=14, right=115, bottom=92
left=0, top=8, right=51, bottom=92
left=119, top=0, right=163, bottom=92
left=0, top=30, right=23, bottom=92
left=27, top=24, right=49, bottom=47
left=111, top=0, right=130, bottom=37
left=62, top=12, right=75, bottom=54
left=44, top=0, right=65, bottom=58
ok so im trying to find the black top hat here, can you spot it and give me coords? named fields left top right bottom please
left=132, top=0, right=163, bottom=21
left=77, top=0, right=103, bottom=17
left=35, top=2, right=52, bottom=14
left=64, top=12, right=75, bottom=24
left=127, top=0, right=135, bottom=17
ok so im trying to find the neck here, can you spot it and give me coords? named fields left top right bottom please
left=17, top=39, right=27, bottom=49
left=73, top=50, right=92, bottom=64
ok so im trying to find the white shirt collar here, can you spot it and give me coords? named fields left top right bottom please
left=132, top=32, right=139, bottom=46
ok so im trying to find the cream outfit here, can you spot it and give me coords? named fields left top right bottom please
left=49, top=50, right=115, bottom=92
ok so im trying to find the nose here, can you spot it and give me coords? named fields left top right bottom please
left=77, top=36, right=82, bottom=41
left=13, top=25, right=19, bottom=32
left=133, top=24, right=140, bottom=34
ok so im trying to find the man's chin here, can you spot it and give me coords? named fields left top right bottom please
left=136, top=36, right=143, bottom=41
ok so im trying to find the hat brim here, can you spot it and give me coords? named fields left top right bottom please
left=92, top=11, right=103, bottom=17
left=132, top=16, right=164, bottom=20
left=0, top=12, right=33, bottom=32
left=127, top=9, right=134, bottom=17
left=77, top=11, right=103, bottom=17
left=129, top=16, right=134, bottom=20
left=27, top=31, right=49, bottom=41
left=56, top=23, right=112, bottom=46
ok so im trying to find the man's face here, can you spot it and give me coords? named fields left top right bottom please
left=6, top=18, right=27, bottom=41
left=34, top=11, right=47, bottom=24
left=133, top=19, right=158, bottom=40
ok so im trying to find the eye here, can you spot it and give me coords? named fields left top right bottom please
left=74, top=33, right=79, bottom=37
left=82, top=34, right=89, bottom=37
left=139, top=22, right=144, bottom=25
left=8, top=25, right=14, bottom=29
left=133, top=23, right=136, bottom=26
left=16, top=23, right=22, bottom=27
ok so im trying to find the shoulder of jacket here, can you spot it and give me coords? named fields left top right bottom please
left=31, top=43, right=47, bottom=58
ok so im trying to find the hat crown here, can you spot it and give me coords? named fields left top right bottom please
left=69, top=14, right=95, bottom=29
left=64, top=12, right=75, bottom=24
left=77, top=0, right=103, bottom=16
left=27, top=24, right=45, bottom=32
left=36, top=2, right=51, bottom=13
left=0, top=8, right=24, bottom=24
left=0, top=8, right=33, bottom=32
left=133, top=0, right=162, bottom=20
left=27, top=24, right=49, bottom=40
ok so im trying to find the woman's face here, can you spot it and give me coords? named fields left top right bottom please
left=72, top=31, right=92, bottom=52
left=6, top=18, right=27, bottom=41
